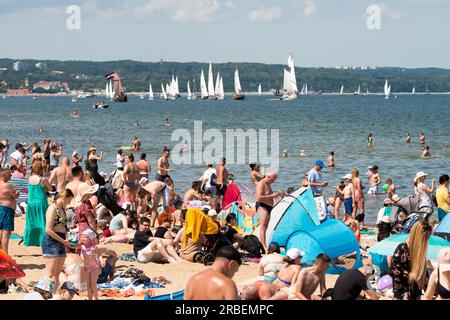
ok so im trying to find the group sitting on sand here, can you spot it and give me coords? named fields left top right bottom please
left=0, top=136, right=449, bottom=301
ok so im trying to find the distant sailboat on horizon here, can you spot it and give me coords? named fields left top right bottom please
left=233, top=69, right=245, bottom=100
left=148, top=83, right=154, bottom=100
left=161, top=83, right=168, bottom=100
left=187, top=81, right=192, bottom=100
left=200, top=69, right=209, bottom=100
left=207, top=61, right=216, bottom=100
left=257, top=83, right=262, bottom=95
left=384, top=79, right=391, bottom=99
left=340, top=85, right=344, bottom=96
left=281, top=53, right=298, bottom=100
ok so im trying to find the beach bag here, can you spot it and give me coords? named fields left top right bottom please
left=241, top=235, right=265, bottom=258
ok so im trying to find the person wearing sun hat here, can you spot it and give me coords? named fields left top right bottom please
left=307, top=160, right=328, bottom=196
left=413, top=171, right=435, bottom=215
left=74, top=183, right=100, bottom=245
left=23, top=277, right=56, bottom=300
left=423, top=247, right=450, bottom=299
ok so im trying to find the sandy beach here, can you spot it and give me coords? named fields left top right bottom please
left=1, top=213, right=386, bottom=300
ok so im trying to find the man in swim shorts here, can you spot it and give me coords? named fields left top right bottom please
left=184, top=245, right=242, bottom=300
left=0, top=168, right=19, bottom=254
left=256, top=173, right=280, bottom=253
left=156, top=147, right=170, bottom=182
left=367, top=165, right=381, bottom=195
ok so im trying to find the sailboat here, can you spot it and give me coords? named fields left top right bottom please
left=384, top=79, right=391, bottom=99
left=200, top=70, right=209, bottom=100
left=175, top=76, right=180, bottom=97
left=191, top=79, right=197, bottom=100
left=217, top=77, right=225, bottom=100
left=207, top=61, right=216, bottom=100
left=161, top=83, right=168, bottom=100
left=425, top=82, right=431, bottom=96
left=149, top=83, right=154, bottom=100
left=281, top=53, right=298, bottom=100
left=304, top=83, right=308, bottom=96
left=340, top=85, right=344, bottom=96
left=105, top=72, right=127, bottom=102
left=214, top=72, right=221, bottom=98
left=353, top=85, right=361, bottom=95
left=187, top=81, right=192, bottom=100
left=233, top=69, right=245, bottom=100
left=412, top=87, right=416, bottom=95
left=257, top=83, right=262, bottom=95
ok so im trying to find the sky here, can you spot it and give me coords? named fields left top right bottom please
left=0, top=0, right=449, bottom=68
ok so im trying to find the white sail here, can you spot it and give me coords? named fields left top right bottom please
left=105, top=82, right=108, bottom=97
left=175, top=76, right=180, bottom=96
left=388, top=85, right=391, bottom=95
left=289, top=54, right=298, bottom=93
left=234, top=69, right=243, bottom=94
left=305, top=83, right=308, bottom=95
left=300, top=84, right=305, bottom=95
left=161, top=83, right=168, bottom=100
left=109, top=80, right=114, bottom=98
left=412, top=87, right=416, bottom=95
left=217, top=77, right=225, bottom=100
left=187, top=81, right=192, bottom=100
left=384, top=79, right=389, bottom=97
left=340, top=85, right=344, bottom=95
left=215, top=72, right=221, bottom=97
left=258, top=83, right=262, bottom=95
left=200, top=70, right=208, bottom=99
left=149, top=83, right=154, bottom=100
left=283, top=69, right=291, bottom=92
left=207, top=61, right=215, bottom=98
left=357, top=85, right=361, bottom=95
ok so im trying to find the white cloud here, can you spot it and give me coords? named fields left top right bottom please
left=248, top=6, right=282, bottom=23
left=303, top=0, right=317, bottom=17
left=171, top=0, right=222, bottom=23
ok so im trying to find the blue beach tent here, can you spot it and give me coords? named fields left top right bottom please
left=266, top=187, right=362, bottom=274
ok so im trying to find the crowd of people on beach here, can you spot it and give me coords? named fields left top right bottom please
left=0, top=133, right=449, bottom=301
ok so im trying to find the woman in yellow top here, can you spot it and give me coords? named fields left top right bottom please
left=436, top=175, right=450, bottom=221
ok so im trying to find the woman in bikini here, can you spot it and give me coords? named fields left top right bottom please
left=123, top=154, right=140, bottom=210
left=255, top=248, right=303, bottom=300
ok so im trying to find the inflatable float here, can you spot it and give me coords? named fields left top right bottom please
left=120, top=146, right=140, bottom=152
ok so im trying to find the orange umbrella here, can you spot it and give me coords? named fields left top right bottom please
left=0, top=249, right=25, bottom=279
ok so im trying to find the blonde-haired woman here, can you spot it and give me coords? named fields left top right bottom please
left=390, top=221, right=432, bottom=300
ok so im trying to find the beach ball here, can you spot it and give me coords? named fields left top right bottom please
left=382, top=184, right=389, bottom=192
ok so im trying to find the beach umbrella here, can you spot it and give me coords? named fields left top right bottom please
left=368, top=234, right=450, bottom=261
left=0, top=249, right=25, bottom=279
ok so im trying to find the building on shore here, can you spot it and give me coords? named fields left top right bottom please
left=6, top=89, right=32, bottom=95
left=33, top=81, right=70, bottom=92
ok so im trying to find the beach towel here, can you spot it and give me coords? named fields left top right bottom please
left=183, top=208, right=218, bottom=246
left=144, top=290, right=184, bottom=300
left=0, top=249, right=25, bottom=279
left=8, top=178, right=28, bottom=203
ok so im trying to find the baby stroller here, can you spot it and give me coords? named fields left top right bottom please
left=392, top=194, right=432, bottom=234
left=193, top=233, right=233, bottom=266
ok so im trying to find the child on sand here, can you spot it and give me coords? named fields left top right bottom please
left=80, top=229, right=100, bottom=300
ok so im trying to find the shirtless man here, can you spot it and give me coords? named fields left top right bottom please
left=270, top=253, right=330, bottom=300
left=256, top=173, right=280, bottom=253
left=65, top=167, right=85, bottom=228
left=184, top=245, right=242, bottom=300
left=327, top=151, right=335, bottom=168
left=136, top=153, right=151, bottom=179
left=143, top=180, right=170, bottom=227
left=367, top=165, right=381, bottom=195
left=0, top=168, right=19, bottom=254
left=49, top=157, right=73, bottom=194
left=183, top=181, right=204, bottom=205
left=215, top=157, right=229, bottom=196
left=132, top=137, right=141, bottom=151
left=123, top=154, right=140, bottom=210
left=156, top=147, right=171, bottom=182
left=419, top=132, right=426, bottom=145
left=334, top=174, right=355, bottom=222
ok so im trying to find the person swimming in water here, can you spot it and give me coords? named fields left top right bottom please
left=404, top=133, right=411, bottom=143
left=164, top=117, right=170, bottom=127
left=282, top=150, right=288, bottom=159
left=300, top=150, right=306, bottom=157
left=422, top=145, right=430, bottom=157
left=39, top=127, right=45, bottom=133
left=367, top=133, right=373, bottom=148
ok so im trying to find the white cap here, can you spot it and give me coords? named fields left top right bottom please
left=286, top=248, right=304, bottom=260
left=208, top=209, right=218, bottom=217
left=342, top=174, right=352, bottom=180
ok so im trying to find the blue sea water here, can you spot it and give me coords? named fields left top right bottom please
left=1, top=94, right=449, bottom=224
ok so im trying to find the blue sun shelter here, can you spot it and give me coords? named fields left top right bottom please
left=265, top=187, right=362, bottom=274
